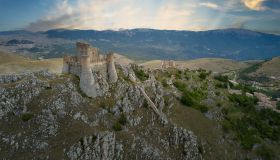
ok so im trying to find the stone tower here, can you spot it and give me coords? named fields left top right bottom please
left=62, top=55, right=70, bottom=74
left=106, top=53, right=118, bottom=83
left=78, top=43, right=98, bottom=98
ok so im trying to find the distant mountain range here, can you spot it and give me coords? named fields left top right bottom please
left=0, top=28, right=280, bottom=60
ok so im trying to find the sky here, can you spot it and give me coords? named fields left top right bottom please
left=0, top=0, right=279, bottom=34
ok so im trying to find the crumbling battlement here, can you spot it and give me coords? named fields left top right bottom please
left=63, top=42, right=118, bottom=98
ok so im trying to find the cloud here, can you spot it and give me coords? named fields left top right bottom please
left=24, top=0, right=279, bottom=32
left=242, top=0, right=267, bottom=11
left=199, top=2, right=220, bottom=10
left=26, top=0, right=207, bottom=31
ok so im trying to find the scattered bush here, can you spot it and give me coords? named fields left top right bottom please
left=181, top=91, right=196, bottom=106
left=198, top=72, right=210, bottom=80
left=21, top=113, right=34, bottom=122
left=173, top=80, right=187, bottom=92
left=215, top=91, right=221, bottom=96
left=214, top=75, right=229, bottom=82
left=142, top=101, right=149, bottom=108
left=134, top=68, right=149, bottom=81
left=118, top=113, right=127, bottom=125
left=180, top=89, right=208, bottom=113
left=113, top=122, right=122, bottom=131
left=215, top=82, right=227, bottom=89
left=256, top=145, right=275, bottom=160
left=161, top=79, right=168, bottom=88
left=222, top=94, right=280, bottom=150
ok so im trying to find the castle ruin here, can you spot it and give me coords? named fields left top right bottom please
left=63, top=42, right=118, bottom=98
left=162, top=60, right=176, bottom=69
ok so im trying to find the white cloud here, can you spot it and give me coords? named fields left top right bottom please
left=25, top=0, right=272, bottom=31
left=199, top=2, right=220, bottom=10
left=242, top=0, right=267, bottom=11
left=25, top=0, right=208, bottom=31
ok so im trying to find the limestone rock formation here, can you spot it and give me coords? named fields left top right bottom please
left=67, top=132, right=123, bottom=160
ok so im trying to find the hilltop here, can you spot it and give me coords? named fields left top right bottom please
left=250, top=57, right=280, bottom=78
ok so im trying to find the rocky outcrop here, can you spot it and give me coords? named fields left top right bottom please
left=169, top=126, right=202, bottom=160
left=67, top=132, right=123, bottom=160
left=0, top=69, right=203, bottom=160
left=0, top=71, right=54, bottom=119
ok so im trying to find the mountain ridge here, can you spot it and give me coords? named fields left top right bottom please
left=1, top=28, right=280, bottom=61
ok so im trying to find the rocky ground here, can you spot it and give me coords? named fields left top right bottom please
left=1, top=64, right=279, bottom=160
left=0, top=66, right=202, bottom=160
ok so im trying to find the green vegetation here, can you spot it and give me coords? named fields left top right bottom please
left=256, top=145, right=275, bottom=160
left=161, top=79, right=169, bottom=88
left=173, top=80, right=186, bottom=92
left=239, top=61, right=272, bottom=83
left=198, top=69, right=211, bottom=80
left=21, top=113, right=34, bottom=122
left=174, top=80, right=208, bottom=113
left=118, top=69, right=131, bottom=82
left=118, top=113, right=127, bottom=125
left=134, top=68, right=149, bottom=81
left=112, top=113, right=127, bottom=131
left=215, top=82, right=227, bottom=89
left=222, top=94, right=280, bottom=153
left=214, top=74, right=229, bottom=82
left=231, top=83, right=257, bottom=94
left=113, top=122, right=122, bottom=131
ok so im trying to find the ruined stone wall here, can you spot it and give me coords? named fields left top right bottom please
left=63, top=42, right=119, bottom=97
left=162, top=60, right=176, bottom=69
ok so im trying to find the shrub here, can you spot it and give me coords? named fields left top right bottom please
left=21, top=113, right=34, bottom=122
left=198, top=72, right=209, bottom=80
left=181, top=91, right=196, bottom=106
left=197, top=104, right=208, bottom=113
left=215, top=82, right=227, bottom=89
left=118, top=113, right=127, bottom=125
left=173, top=80, right=187, bottom=92
left=256, top=145, right=275, bottom=160
left=214, top=75, right=229, bottom=82
left=161, top=79, right=168, bottom=88
left=221, top=121, right=231, bottom=132
left=215, top=91, right=221, bottom=96
left=228, top=94, right=258, bottom=111
left=222, top=93, right=280, bottom=150
left=113, top=122, right=122, bottom=131
left=134, top=68, right=149, bottom=81
left=142, top=101, right=149, bottom=108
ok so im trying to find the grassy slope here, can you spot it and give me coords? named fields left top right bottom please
left=250, top=57, right=280, bottom=78
left=0, top=50, right=63, bottom=74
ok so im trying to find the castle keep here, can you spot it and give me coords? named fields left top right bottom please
left=63, top=42, right=118, bottom=98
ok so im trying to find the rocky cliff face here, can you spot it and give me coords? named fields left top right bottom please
left=0, top=67, right=202, bottom=160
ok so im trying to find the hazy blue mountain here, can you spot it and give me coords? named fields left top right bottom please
left=43, top=28, right=280, bottom=60
left=1, top=28, right=280, bottom=60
